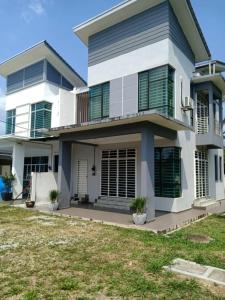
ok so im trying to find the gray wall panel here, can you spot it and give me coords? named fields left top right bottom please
left=123, top=74, right=138, bottom=116
left=110, top=78, right=123, bottom=117
left=88, top=1, right=194, bottom=66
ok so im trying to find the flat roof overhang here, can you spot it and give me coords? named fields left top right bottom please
left=195, top=60, right=225, bottom=74
left=0, top=41, right=86, bottom=87
left=49, top=111, right=193, bottom=137
left=192, top=74, right=225, bottom=96
left=73, top=0, right=210, bottom=62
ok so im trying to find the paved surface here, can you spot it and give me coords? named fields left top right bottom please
left=165, top=258, right=225, bottom=287
left=13, top=199, right=225, bottom=233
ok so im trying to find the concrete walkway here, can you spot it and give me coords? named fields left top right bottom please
left=53, top=199, right=225, bottom=234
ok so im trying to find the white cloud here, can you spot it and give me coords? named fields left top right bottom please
left=20, top=0, right=49, bottom=23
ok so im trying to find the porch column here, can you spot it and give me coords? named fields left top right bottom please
left=58, top=140, right=72, bottom=209
left=140, top=127, right=155, bottom=222
left=12, top=143, right=25, bottom=199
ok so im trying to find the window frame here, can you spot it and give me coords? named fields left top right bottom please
left=88, top=82, right=110, bottom=121
left=30, top=101, right=52, bottom=138
left=138, top=64, right=175, bottom=117
left=6, top=109, right=16, bottom=135
left=215, top=155, right=218, bottom=182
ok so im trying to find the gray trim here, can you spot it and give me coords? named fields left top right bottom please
left=88, top=1, right=194, bottom=66
left=59, top=122, right=177, bottom=142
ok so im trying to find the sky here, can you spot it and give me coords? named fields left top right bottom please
left=0, top=0, right=224, bottom=131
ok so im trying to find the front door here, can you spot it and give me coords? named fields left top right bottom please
left=76, top=160, right=88, bottom=195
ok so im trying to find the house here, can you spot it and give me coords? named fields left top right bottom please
left=0, top=41, right=86, bottom=198
left=48, top=0, right=225, bottom=221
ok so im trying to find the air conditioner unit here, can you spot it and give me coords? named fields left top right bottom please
left=182, top=96, right=193, bottom=111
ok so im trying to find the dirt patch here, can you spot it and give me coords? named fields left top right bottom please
left=186, top=234, right=213, bottom=243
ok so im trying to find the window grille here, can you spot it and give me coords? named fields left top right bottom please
left=195, top=149, right=209, bottom=198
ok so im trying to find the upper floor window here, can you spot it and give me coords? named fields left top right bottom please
left=196, top=90, right=209, bottom=134
left=7, top=61, right=44, bottom=93
left=6, top=109, right=16, bottom=135
left=46, top=62, right=73, bottom=91
left=88, top=82, right=109, bottom=121
left=138, top=65, right=174, bottom=118
left=31, top=101, right=52, bottom=138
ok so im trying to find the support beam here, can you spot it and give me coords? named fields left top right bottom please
left=140, top=127, right=155, bottom=222
left=58, top=141, right=72, bottom=209
left=12, top=143, right=25, bottom=199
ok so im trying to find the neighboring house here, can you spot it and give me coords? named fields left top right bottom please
left=48, top=0, right=225, bottom=221
left=0, top=41, right=86, bottom=198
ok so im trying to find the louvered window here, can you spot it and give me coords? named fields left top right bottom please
left=46, top=62, right=74, bottom=91
left=7, top=61, right=44, bottom=93
left=197, top=90, right=209, bottom=134
left=89, top=82, right=109, bottom=121
left=6, top=109, right=16, bottom=134
left=31, top=101, right=52, bottom=138
left=138, top=65, right=174, bottom=117
left=101, top=149, right=136, bottom=198
left=155, top=147, right=181, bottom=198
left=195, top=149, right=209, bottom=199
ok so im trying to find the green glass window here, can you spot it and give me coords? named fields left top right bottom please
left=6, top=109, right=16, bottom=134
left=155, top=147, right=181, bottom=198
left=89, top=82, right=109, bottom=121
left=31, top=101, right=52, bottom=138
left=138, top=65, right=174, bottom=117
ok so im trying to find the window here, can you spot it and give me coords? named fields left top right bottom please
left=89, top=82, right=109, bottom=121
left=213, top=99, right=221, bottom=135
left=196, top=90, right=209, bottom=134
left=54, top=155, right=59, bottom=173
left=219, top=156, right=222, bottom=182
left=155, top=147, right=181, bottom=198
left=7, top=61, right=44, bottom=93
left=46, top=62, right=74, bottom=91
left=215, top=155, right=218, bottom=181
left=23, top=156, right=49, bottom=190
left=138, top=65, right=174, bottom=117
left=101, top=149, right=136, bottom=198
left=6, top=109, right=16, bottom=134
left=195, top=149, right=208, bottom=198
left=31, top=101, right=52, bottom=138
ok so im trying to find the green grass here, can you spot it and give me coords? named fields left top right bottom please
left=0, top=204, right=225, bottom=299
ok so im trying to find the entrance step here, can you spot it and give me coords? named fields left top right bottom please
left=193, top=198, right=218, bottom=210
left=94, top=197, right=133, bottom=211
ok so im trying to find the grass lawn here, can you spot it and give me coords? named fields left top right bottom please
left=0, top=205, right=225, bottom=299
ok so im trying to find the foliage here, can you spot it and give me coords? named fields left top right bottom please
left=49, top=189, right=59, bottom=203
left=130, top=197, right=146, bottom=214
left=2, top=173, right=16, bottom=190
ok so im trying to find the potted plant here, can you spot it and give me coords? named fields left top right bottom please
left=49, top=190, right=59, bottom=211
left=130, top=197, right=147, bottom=225
left=1, top=174, right=16, bottom=201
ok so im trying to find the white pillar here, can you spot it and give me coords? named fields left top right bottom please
left=12, top=143, right=25, bottom=199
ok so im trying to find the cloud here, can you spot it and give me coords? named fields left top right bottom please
left=20, top=0, right=49, bottom=23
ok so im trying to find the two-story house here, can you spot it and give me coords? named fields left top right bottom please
left=0, top=41, right=86, bottom=198
left=48, top=0, right=225, bottom=221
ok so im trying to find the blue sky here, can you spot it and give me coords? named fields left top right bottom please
left=0, top=0, right=224, bottom=131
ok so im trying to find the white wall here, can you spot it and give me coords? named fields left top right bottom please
left=88, top=39, right=169, bottom=86
left=31, top=172, right=58, bottom=204
left=5, top=82, right=76, bottom=137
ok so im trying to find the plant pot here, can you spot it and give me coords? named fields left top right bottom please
left=26, top=200, right=35, bottom=208
left=132, top=213, right=147, bottom=225
left=1, top=192, right=13, bottom=201
left=49, top=202, right=59, bottom=211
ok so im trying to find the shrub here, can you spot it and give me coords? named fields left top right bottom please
left=49, top=190, right=59, bottom=203
left=130, top=197, right=146, bottom=214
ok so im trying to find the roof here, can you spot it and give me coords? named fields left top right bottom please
left=192, top=73, right=225, bottom=96
left=0, top=40, right=86, bottom=87
left=195, top=60, right=225, bottom=74
left=73, top=0, right=211, bottom=62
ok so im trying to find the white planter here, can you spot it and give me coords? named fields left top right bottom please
left=49, top=202, right=59, bottom=211
left=132, top=213, right=147, bottom=225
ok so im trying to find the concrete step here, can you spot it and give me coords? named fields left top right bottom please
left=95, top=197, right=133, bottom=211
left=193, top=198, right=218, bottom=210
